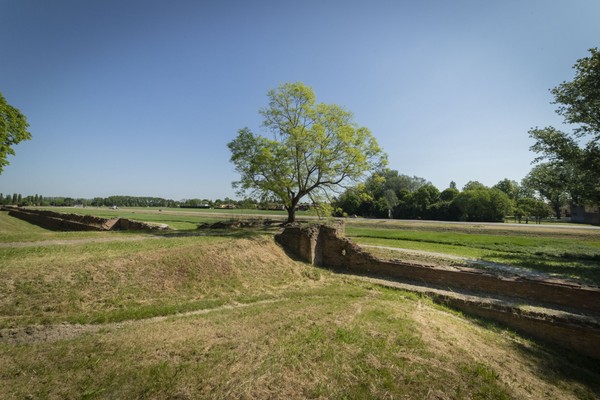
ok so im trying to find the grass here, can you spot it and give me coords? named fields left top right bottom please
left=37, top=206, right=302, bottom=229
left=346, top=222, right=600, bottom=285
left=1, top=211, right=599, bottom=398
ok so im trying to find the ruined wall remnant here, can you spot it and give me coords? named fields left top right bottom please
left=276, top=223, right=600, bottom=312
left=3, top=207, right=168, bottom=231
left=275, top=223, right=600, bottom=359
left=275, top=221, right=345, bottom=265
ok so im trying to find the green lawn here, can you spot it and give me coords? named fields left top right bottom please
left=1, top=211, right=599, bottom=398
left=346, top=223, right=600, bottom=285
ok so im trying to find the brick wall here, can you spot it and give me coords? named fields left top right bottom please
left=275, top=223, right=600, bottom=359
left=276, top=223, right=600, bottom=312
left=4, top=207, right=167, bottom=231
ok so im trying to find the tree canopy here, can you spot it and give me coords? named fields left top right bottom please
left=334, top=170, right=518, bottom=222
left=529, top=48, right=600, bottom=203
left=0, top=91, right=31, bottom=174
left=228, top=82, right=386, bottom=223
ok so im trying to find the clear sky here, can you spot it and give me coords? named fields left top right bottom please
left=1, top=0, right=598, bottom=200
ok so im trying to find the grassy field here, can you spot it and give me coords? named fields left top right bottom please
left=37, top=206, right=300, bottom=230
left=344, top=219, right=600, bottom=286
left=1, top=209, right=599, bottom=398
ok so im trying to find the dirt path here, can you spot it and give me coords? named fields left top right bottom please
left=359, top=244, right=558, bottom=281
left=0, top=235, right=156, bottom=248
left=0, top=299, right=285, bottom=345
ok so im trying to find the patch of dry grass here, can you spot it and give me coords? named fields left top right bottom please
left=0, top=235, right=325, bottom=328
left=2, top=283, right=598, bottom=399
left=1, top=214, right=599, bottom=399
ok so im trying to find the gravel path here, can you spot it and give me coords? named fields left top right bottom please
left=359, top=244, right=557, bottom=281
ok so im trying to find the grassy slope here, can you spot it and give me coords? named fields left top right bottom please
left=1, top=212, right=599, bottom=398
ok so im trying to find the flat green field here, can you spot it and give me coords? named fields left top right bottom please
left=345, top=219, right=600, bottom=286
left=1, top=210, right=599, bottom=399
left=38, top=206, right=299, bottom=230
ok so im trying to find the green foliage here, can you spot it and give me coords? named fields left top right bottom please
left=335, top=187, right=363, bottom=216
left=412, top=184, right=440, bottom=213
left=493, top=179, right=520, bottom=201
left=0, top=91, right=31, bottom=173
left=522, top=162, right=573, bottom=218
left=336, top=170, right=516, bottom=222
left=453, top=188, right=512, bottom=222
left=440, top=187, right=459, bottom=202
left=529, top=48, right=600, bottom=204
left=462, top=180, right=488, bottom=191
left=228, top=82, right=386, bottom=223
left=551, top=47, right=600, bottom=138
left=382, top=189, right=398, bottom=218
left=516, top=197, right=552, bottom=223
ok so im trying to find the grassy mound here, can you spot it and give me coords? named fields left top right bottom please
left=1, top=212, right=599, bottom=398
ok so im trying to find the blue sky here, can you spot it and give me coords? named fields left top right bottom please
left=1, top=0, right=598, bottom=200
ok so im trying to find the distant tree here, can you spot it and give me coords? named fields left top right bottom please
left=11, top=193, right=18, bottom=205
left=449, top=181, right=457, bottom=190
left=228, top=82, right=386, bottom=223
left=412, top=184, right=440, bottom=215
left=0, top=92, right=32, bottom=174
left=453, top=188, right=511, bottom=222
left=522, top=162, right=569, bottom=219
left=493, top=179, right=520, bottom=201
left=529, top=48, right=600, bottom=203
left=364, top=172, right=388, bottom=200
left=439, top=187, right=459, bottom=202
left=239, top=198, right=258, bottom=209
left=335, top=187, right=364, bottom=216
left=462, top=181, right=487, bottom=191
left=396, top=174, right=430, bottom=193
left=518, top=197, right=552, bottom=224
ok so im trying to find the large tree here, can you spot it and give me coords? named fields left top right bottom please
left=228, top=82, right=386, bottom=223
left=0, top=91, right=31, bottom=174
left=522, top=162, right=570, bottom=219
left=529, top=48, right=600, bottom=203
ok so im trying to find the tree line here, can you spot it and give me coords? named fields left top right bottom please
left=0, top=193, right=276, bottom=210
left=332, top=48, right=600, bottom=223
left=332, top=170, right=551, bottom=223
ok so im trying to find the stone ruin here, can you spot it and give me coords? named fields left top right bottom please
left=275, top=222, right=600, bottom=359
left=3, top=207, right=169, bottom=231
left=198, top=219, right=280, bottom=229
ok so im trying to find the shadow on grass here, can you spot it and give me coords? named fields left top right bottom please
left=323, top=267, right=600, bottom=396
left=484, top=252, right=600, bottom=287
left=455, top=310, right=600, bottom=398
left=511, top=332, right=600, bottom=397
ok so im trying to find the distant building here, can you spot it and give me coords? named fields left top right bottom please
left=570, top=205, right=600, bottom=225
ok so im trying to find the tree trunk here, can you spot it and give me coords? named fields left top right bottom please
left=286, top=206, right=296, bottom=224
